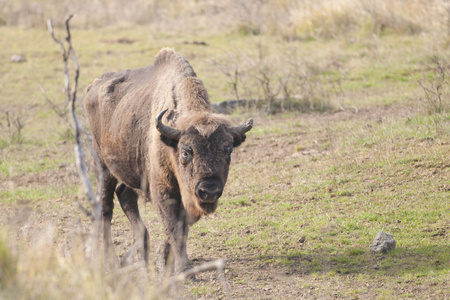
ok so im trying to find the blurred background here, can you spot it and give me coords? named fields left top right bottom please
left=1, top=0, right=449, bottom=38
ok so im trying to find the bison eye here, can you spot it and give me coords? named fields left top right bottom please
left=180, top=147, right=193, bottom=164
left=225, top=146, right=232, bottom=163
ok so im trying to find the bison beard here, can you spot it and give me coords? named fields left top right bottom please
left=83, top=48, right=252, bottom=275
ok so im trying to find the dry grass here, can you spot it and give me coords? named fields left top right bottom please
left=2, top=0, right=449, bottom=39
left=0, top=0, right=159, bottom=28
left=283, top=0, right=448, bottom=39
left=0, top=224, right=159, bottom=300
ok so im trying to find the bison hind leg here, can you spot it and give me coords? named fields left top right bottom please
left=116, top=183, right=150, bottom=264
left=156, top=240, right=172, bottom=278
left=100, top=170, right=118, bottom=269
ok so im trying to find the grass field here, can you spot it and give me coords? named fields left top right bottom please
left=1, top=1, right=449, bottom=299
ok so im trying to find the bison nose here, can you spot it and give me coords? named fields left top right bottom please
left=196, top=179, right=223, bottom=203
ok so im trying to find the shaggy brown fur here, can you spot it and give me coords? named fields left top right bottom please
left=84, top=48, right=252, bottom=274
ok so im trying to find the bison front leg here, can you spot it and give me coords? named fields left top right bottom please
left=173, top=212, right=190, bottom=273
left=116, top=183, right=149, bottom=263
left=155, top=198, right=190, bottom=276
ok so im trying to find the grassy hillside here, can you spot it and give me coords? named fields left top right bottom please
left=0, top=1, right=449, bottom=299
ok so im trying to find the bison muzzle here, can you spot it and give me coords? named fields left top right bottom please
left=83, top=48, right=252, bottom=275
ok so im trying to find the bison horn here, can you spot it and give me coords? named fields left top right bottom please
left=156, top=109, right=182, bottom=140
left=230, top=118, right=253, bottom=136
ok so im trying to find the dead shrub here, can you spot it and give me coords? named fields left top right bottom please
left=0, top=109, right=28, bottom=145
left=212, top=42, right=334, bottom=114
left=415, top=56, right=450, bottom=115
left=413, top=56, right=450, bottom=136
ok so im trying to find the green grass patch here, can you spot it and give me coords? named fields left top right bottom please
left=0, top=185, right=78, bottom=203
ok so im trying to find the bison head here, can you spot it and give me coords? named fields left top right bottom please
left=156, top=109, right=252, bottom=220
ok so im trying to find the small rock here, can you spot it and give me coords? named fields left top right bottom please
left=291, top=152, right=301, bottom=158
left=11, top=55, right=26, bottom=63
left=373, top=264, right=380, bottom=270
left=370, top=231, right=396, bottom=253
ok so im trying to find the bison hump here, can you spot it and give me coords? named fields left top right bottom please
left=100, top=74, right=127, bottom=103
left=153, top=48, right=197, bottom=78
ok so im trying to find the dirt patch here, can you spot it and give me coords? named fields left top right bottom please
left=1, top=166, right=79, bottom=190
left=234, top=101, right=419, bottom=165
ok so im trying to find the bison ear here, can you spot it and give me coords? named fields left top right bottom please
left=230, top=119, right=253, bottom=147
left=232, top=134, right=247, bottom=147
left=160, top=135, right=179, bottom=148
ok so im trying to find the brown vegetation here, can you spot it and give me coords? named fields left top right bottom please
left=2, top=0, right=449, bottom=39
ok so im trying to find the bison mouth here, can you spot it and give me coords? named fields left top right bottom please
left=195, top=178, right=223, bottom=214
left=199, top=201, right=218, bottom=215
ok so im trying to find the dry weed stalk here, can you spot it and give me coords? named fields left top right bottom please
left=3, top=110, right=27, bottom=143
left=416, top=56, right=449, bottom=114
left=412, top=56, right=450, bottom=136
left=47, top=15, right=103, bottom=257
left=167, top=259, right=231, bottom=299
left=38, top=82, right=72, bottom=131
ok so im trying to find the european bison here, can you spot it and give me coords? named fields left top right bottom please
left=84, top=48, right=252, bottom=274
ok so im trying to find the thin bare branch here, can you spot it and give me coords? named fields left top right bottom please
left=38, top=82, right=72, bottom=129
left=48, top=19, right=70, bottom=101
left=76, top=202, right=94, bottom=220
left=48, top=15, right=103, bottom=243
